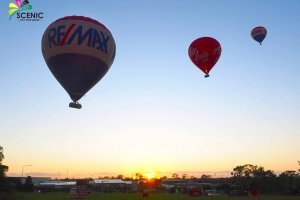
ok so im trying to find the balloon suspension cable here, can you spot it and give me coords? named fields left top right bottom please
left=204, top=74, right=210, bottom=78
left=69, top=101, right=82, bottom=109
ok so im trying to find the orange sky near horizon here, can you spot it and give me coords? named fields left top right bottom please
left=4, top=152, right=299, bottom=179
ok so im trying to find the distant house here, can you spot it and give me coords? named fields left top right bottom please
left=39, top=181, right=76, bottom=187
left=161, top=178, right=214, bottom=193
left=7, top=176, right=51, bottom=187
left=91, top=179, right=138, bottom=192
left=38, top=180, right=77, bottom=192
left=93, top=179, right=133, bottom=184
left=7, top=177, right=139, bottom=193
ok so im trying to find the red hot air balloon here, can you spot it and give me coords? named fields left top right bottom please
left=188, top=37, right=221, bottom=78
left=251, top=26, right=267, bottom=45
left=41, top=16, right=116, bottom=109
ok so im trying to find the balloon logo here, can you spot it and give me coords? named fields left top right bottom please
left=41, top=16, right=116, bottom=109
left=188, top=37, right=221, bottom=78
left=251, top=26, right=267, bottom=45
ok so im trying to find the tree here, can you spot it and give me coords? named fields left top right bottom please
left=171, top=173, right=179, bottom=179
left=201, top=174, right=212, bottom=179
left=231, top=164, right=279, bottom=194
left=0, top=146, right=9, bottom=178
left=0, top=146, right=4, bottom=164
left=252, top=166, right=265, bottom=178
left=0, top=165, right=8, bottom=178
left=24, top=176, right=34, bottom=192
left=161, top=176, right=168, bottom=179
left=232, top=164, right=268, bottom=178
left=0, top=146, right=9, bottom=194
left=279, top=170, right=298, bottom=177
left=264, top=170, right=276, bottom=178
left=135, top=172, right=144, bottom=180
left=298, top=161, right=300, bottom=172
left=182, top=174, right=189, bottom=179
left=117, top=174, right=124, bottom=180
left=231, top=165, right=244, bottom=177
left=279, top=171, right=299, bottom=195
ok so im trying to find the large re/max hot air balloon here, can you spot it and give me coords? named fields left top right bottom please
left=188, top=37, right=221, bottom=78
left=251, top=26, right=267, bottom=45
left=42, top=16, right=116, bottom=109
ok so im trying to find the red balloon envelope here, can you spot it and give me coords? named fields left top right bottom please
left=41, top=16, right=116, bottom=109
left=188, top=37, right=221, bottom=78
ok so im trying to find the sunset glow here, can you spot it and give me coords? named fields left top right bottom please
left=145, top=173, right=154, bottom=180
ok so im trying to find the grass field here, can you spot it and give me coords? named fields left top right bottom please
left=10, top=192, right=300, bottom=200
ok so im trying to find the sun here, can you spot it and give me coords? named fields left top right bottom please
left=144, top=171, right=160, bottom=180
left=145, top=173, right=154, bottom=180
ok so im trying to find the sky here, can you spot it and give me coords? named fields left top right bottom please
left=0, top=0, right=299, bottom=179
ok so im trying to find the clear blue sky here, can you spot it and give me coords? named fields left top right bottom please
left=0, top=0, right=299, bottom=178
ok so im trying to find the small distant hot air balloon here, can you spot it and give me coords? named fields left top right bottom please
left=42, top=16, right=116, bottom=109
left=188, top=37, right=221, bottom=78
left=251, top=26, right=267, bottom=45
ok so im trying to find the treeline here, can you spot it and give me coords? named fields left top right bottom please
left=107, top=163, right=300, bottom=195
left=1, top=145, right=300, bottom=196
left=156, top=163, right=300, bottom=195
left=94, top=163, right=300, bottom=195
left=228, top=163, right=300, bottom=195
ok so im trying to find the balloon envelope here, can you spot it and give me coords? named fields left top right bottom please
left=41, top=16, right=116, bottom=103
left=251, top=26, right=267, bottom=44
left=188, top=37, right=221, bottom=77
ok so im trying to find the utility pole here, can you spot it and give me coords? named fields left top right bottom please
left=21, top=164, right=32, bottom=184
left=21, top=164, right=32, bottom=178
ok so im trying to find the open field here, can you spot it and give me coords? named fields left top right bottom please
left=9, top=192, right=300, bottom=200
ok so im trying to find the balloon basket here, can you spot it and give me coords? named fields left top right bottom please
left=204, top=74, right=210, bottom=78
left=69, top=102, right=82, bottom=109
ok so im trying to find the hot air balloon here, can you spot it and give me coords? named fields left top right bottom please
left=41, top=16, right=116, bottom=109
left=251, top=26, right=267, bottom=45
left=188, top=37, right=221, bottom=78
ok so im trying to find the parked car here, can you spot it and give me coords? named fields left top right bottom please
left=70, top=188, right=77, bottom=195
left=204, top=190, right=221, bottom=196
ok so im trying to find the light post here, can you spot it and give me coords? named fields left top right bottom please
left=21, top=164, right=32, bottom=178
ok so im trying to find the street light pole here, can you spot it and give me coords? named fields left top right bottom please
left=21, top=164, right=32, bottom=178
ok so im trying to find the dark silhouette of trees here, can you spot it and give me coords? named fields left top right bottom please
left=0, top=147, right=4, bottom=162
left=181, top=174, right=189, bottom=179
left=278, top=170, right=300, bottom=195
left=231, top=163, right=300, bottom=195
left=232, top=164, right=276, bottom=178
left=0, top=146, right=12, bottom=200
left=171, top=173, right=179, bottom=179
left=135, top=172, right=144, bottom=180
left=0, top=146, right=9, bottom=188
left=201, top=174, right=212, bottom=179
left=117, top=174, right=124, bottom=180
left=23, top=176, right=34, bottom=192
